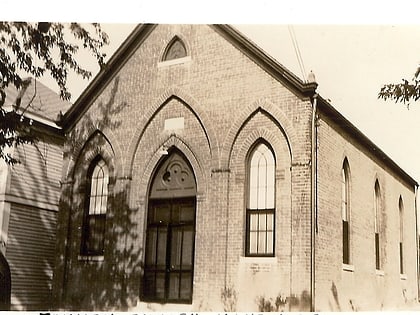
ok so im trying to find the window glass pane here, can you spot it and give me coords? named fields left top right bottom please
left=341, top=168, right=347, bottom=221
left=249, top=231, right=257, bottom=253
left=146, top=229, right=157, bottom=266
left=266, top=231, right=274, bottom=254
left=266, top=163, right=275, bottom=208
left=343, top=220, right=349, bottom=264
left=155, top=204, right=170, bottom=223
left=100, top=195, right=107, bottom=214
left=374, top=184, right=380, bottom=233
left=257, top=158, right=267, bottom=209
left=258, top=231, right=267, bottom=254
left=180, top=273, right=192, bottom=299
left=164, top=39, right=187, bottom=61
left=267, top=213, right=274, bottom=230
left=250, top=213, right=258, bottom=231
left=258, top=213, right=267, bottom=230
left=155, top=272, right=165, bottom=299
left=157, top=228, right=167, bottom=266
left=266, top=185, right=275, bottom=209
left=249, top=187, right=258, bottom=209
left=171, top=229, right=182, bottom=269
left=143, top=272, right=155, bottom=298
left=249, top=164, right=258, bottom=209
left=182, top=230, right=193, bottom=267
left=180, top=205, right=195, bottom=222
left=168, top=273, right=180, bottom=300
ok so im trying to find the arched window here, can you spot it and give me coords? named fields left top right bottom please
left=163, top=37, right=187, bottom=61
left=81, top=157, right=109, bottom=256
left=341, top=160, right=350, bottom=264
left=246, top=142, right=275, bottom=257
left=399, top=196, right=404, bottom=274
left=374, top=180, right=381, bottom=270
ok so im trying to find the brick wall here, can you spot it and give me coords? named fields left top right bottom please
left=315, top=111, right=418, bottom=311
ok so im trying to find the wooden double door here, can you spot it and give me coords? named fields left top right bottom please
left=143, top=197, right=196, bottom=303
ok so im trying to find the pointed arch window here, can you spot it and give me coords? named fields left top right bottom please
left=341, top=160, right=351, bottom=264
left=81, top=157, right=109, bottom=256
left=399, top=196, right=404, bottom=275
left=374, top=180, right=382, bottom=270
left=163, top=37, right=187, bottom=61
left=246, top=142, right=275, bottom=257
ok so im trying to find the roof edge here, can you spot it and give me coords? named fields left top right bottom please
left=61, top=24, right=157, bottom=130
left=317, top=95, right=418, bottom=188
left=212, top=25, right=318, bottom=97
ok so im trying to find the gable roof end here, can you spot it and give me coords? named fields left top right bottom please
left=61, top=24, right=317, bottom=130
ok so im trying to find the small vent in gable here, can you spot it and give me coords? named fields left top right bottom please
left=163, top=37, right=187, bottom=61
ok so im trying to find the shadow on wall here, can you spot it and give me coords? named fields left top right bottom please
left=328, top=281, right=358, bottom=312
left=53, top=75, right=145, bottom=310
left=221, top=285, right=311, bottom=312
left=64, top=189, right=143, bottom=310
left=255, top=290, right=311, bottom=312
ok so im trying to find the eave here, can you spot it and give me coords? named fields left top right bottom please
left=60, top=24, right=157, bottom=131
left=317, top=95, right=418, bottom=188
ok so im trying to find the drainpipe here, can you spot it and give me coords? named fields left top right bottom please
left=310, top=93, right=318, bottom=312
left=415, top=184, right=419, bottom=302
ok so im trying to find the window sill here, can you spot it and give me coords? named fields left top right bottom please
left=240, top=256, right=277, bottom=264
left=375, top=269, right=385, bottom=277
left=158, top=56, right=191, bottom=68
left=400, top=274, right=407, bottom=280
left=78, top=255, right=104, bottom=262
left=342, top=263, right=355, bottom=272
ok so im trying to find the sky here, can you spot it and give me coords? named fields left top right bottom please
left=2, top=0, right=420, bottom=182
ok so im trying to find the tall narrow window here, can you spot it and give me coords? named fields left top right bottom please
left=374, top=180, right=381, bottom=270
left=342, top=160, right=350, bottom=264
left=399, top=197, right=404, bottom=275
left=246, top=142, right=275, bottom=257
left=81, top=157, right=109, bottom=256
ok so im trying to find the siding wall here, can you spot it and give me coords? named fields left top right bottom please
left=6, top=203, right=57, bottom=310
left=4, top=137, right=63, bottom=310
left=9, top=138, right=62, bottom=209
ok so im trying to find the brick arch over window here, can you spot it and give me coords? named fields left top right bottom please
left=221, top=100, right=296, bottom=168
left=66, top=127, right=123, bottom=180
left=71, top=130, right=116, bottom=184
left=230, top=127, right=292, bottom=175
left=126, top=88, right=219, bottom=176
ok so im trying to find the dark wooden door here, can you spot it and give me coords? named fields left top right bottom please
left=143, top=198, right=196, bottom=303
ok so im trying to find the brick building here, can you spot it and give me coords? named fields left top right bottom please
left=52, top=24, right=419, bottom=311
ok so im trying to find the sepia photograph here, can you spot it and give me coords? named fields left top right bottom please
left=1, top=0, right=420, bottom=312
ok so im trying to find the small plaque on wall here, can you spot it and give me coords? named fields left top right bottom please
left=164, top=117, right=184, bottom=131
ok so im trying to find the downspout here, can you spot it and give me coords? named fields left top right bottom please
left=310, top=93, right=318, bottom=312
left=415, top=185, right=419, bottom=302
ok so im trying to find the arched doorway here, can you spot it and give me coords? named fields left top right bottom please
left=143, top=149, right=196, bottom=304
left=0, top=252, right=11, bottom=310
